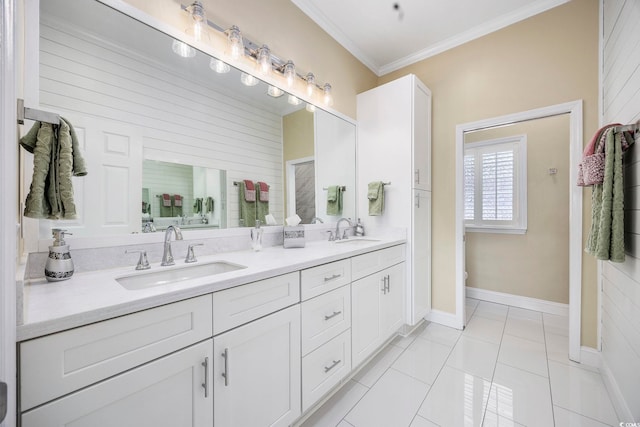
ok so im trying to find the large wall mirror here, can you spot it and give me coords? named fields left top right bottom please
left=27, top=0, right=356, bottom=242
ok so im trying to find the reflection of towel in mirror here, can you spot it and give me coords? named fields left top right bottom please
left=21, top=118, right=86, bottom=219
left=193, top=198, right=203, bottom=214
left=256, top=182, right=269, bottom=224
left=368, top=181, right=384, bottom=216
left=206, top=197, right=214, bottom=213
left=244, top=180, right=256, bottom=202
left=162, top=193, right=171, bottom=207
left=239, top=182, right=256, bottom=227
left=326, top=185, right=343, bottom=216
left=173, top=194, right=182, bottom=207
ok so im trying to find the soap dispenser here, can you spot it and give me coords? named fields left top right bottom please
left=45, top=229, right=74, bottom=282
left=355, top=218, right=365, bottom=237
left=250, top=220, right=263, bottom=252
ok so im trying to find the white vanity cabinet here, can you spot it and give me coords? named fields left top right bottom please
left=351, top=247, right=406, bottom=368
left=19, top=295, right=214, bottom=426
left=357, top=74, right=432, bottom=326
left=213, top=304, right=301, bottom=427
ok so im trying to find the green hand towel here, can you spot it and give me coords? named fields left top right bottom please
left=326, top=185, right=342, bottom=216
left=54, top=119, right=77, bottom=219
left=586, top=129, right=626, bottom=262
left=61, top=117, right=87, bottom=177
left=256, top=186, right=269, bottom=224
left=239, top=182, right=256, bottom=227
left=23, top=123, right=53, bottom=218
left=368, top=181, right=384, bottom=216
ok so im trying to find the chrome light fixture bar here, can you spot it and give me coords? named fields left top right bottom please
left=178, top=1, right=333, bottom=107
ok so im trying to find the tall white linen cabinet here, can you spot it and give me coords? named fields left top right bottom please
left=356, top=74, right=432, bottom=326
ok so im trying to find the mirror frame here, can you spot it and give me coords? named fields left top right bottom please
left=22, top=0, right=358, bottom=252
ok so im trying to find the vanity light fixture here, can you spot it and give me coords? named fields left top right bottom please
left=210, top=58, right=230, bottom=73
left=178, top=1, right=334, bottom=108
left=306, top=103, right=316, bottom=113
left=283, top=60, right=296, bottom=88
left=227, top=25, right=244, bottom=60
left=323, top=83, right=334, bottom=107
left=306, top=72, right=316, bottom=97
left=267, top=85, right=284, bottom=97
left=240, top=72, right=259, bottom=87
left=256, top=45, right=272, bottom=75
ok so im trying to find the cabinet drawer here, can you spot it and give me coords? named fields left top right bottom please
left=301, top=285, right=351, bottom=355
left=301, top=259, right=351, bottom=300
left=20, top=294, right=213, bottom=411
left=302, top=329, right=351, bottom=412
left=351, top=245, right=405, bottom=281
left=213, top=272, right=300, bottom=335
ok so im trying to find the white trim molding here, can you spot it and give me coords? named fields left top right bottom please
left=455, top=100, right=583, bottom=362
left=426, top=309, right=463, bottom=330
left=466, top=287, right=568, bottom=316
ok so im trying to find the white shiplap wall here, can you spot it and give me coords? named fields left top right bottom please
left=601, top=0, right=640, bottom=419
left=37, top=19, right=283, bottom=236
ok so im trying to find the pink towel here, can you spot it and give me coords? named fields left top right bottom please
left=162, top=193, right=171, bottom=207
left=258, top=181, right=269, bottom=202
left=173, top=194, right=182, bottom=207
left=244, top=180, right=256, bottom=202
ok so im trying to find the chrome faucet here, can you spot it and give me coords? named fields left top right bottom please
left=161, top=225, right=183, bottom=266
left=311, top=216, right=324, bottom=224
left=335, top=218, right=353, bottom=240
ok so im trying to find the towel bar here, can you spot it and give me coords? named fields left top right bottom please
left=17, top=99, right=60, bottom=125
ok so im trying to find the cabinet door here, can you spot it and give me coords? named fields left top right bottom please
left=21, top=340, right=213, bottom=427
left=381, top=263, right=405, bottom=341
left=411, top=190, right=431, bottom=324
left=351, top=273, right=384, bottom=367
left=213, top=305, right=301, bottom=427
left=413, top=82, right=431, bottom=191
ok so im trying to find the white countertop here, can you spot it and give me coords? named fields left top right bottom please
left=18, top=236, right=405, bottom=341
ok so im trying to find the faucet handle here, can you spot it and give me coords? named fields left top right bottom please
left=326, top=230, right=335, bottom=241
left=125, top=249, right=151, bottom=270
left=185, top=243, right=204, bottom=263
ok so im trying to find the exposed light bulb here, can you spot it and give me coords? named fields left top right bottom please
left=240, top=72, right=259, bottom=87
left=228, top=25, right=244, bottom=60
left=306, top=103, right=316, bottom=113
left=306, top=72, right=316, bottom=97
left=257, top=45, right=271, bottom=75
left=267, top=85, right=284, bottom=98
left=287, top=95, right=301, bottom=106
left=323, top=83, right=334, bottom=107
left=283, top=60, right=296, bottom=88
left=210, top=58, right=230, bottom=73
left=172, top=39, right=196, bottom=58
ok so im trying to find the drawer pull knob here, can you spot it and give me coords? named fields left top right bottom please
left=221, top=348, right=229, bottom=386
left=202, top=357, right=209, bottom=397
left=324, top=273, right=341, bottom=282
left=324, top=310, right=342, bottom=321
left=324, top=359, right=341, bottom=373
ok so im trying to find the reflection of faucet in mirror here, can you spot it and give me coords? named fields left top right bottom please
left=311, top=217, right=324, bottom=224
left=161, top=225, right=183, bottom=266
left=142, top=222, right=156, bottom=233
left=335, top=218, right=353, bottom=240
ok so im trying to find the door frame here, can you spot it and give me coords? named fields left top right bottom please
left=285, top=156, right=314, bottom=218
left=1, top=0, right=18, bottom=425
left=455, top=100, right=583, bottom=362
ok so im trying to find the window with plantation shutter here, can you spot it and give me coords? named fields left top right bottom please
left=464, top=135, right=527, bottom=234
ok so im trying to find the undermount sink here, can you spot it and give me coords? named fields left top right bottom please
left=334, top=238, right=381, bottom=245
left=116, top=261, right=247, bottom=290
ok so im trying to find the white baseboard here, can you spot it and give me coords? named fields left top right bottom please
left=426, top=309, right=463, bottom=330
left=579, top=346, right=601, bottom=368
left=466, top=287, right=569, bottom=316
left=600, top=356, right=634, bottom=422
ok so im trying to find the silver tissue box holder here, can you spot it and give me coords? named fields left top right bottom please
left=283, top=226, right=305, bottom=248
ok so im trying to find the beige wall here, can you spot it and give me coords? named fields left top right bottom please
left=122, top=0, right=378, bottom=118
left=465, top=115, right=570, bottom=304
left=379, top=0, right=599, bottom=347
left=283, top=109, right=315, bottom=210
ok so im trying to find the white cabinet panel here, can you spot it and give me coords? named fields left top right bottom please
left=20, top=295, right=212, bottom=411
left=413, top=83, right=432, bottom=191
left=411, top=189, right=431, bottom=323
left=380, top=263, right=405, bottom=339
left=302, top=329, right=351, bottom=411
left=213, top=305, right=301, bottom=427
left=301, top=259, right=351, bottom=301
left=351, top=245, right=405, bottom=281
left=212, top=272, right=300, bottom=335
left=22, top=339, right=213, bottom=427
left=301, top=285, right=351, bottom=355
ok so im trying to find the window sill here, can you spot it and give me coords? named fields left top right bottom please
left=465, top=227, right=527, bottom=235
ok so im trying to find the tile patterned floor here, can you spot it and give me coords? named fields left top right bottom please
left=301, top=298, right=620, bottom=427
